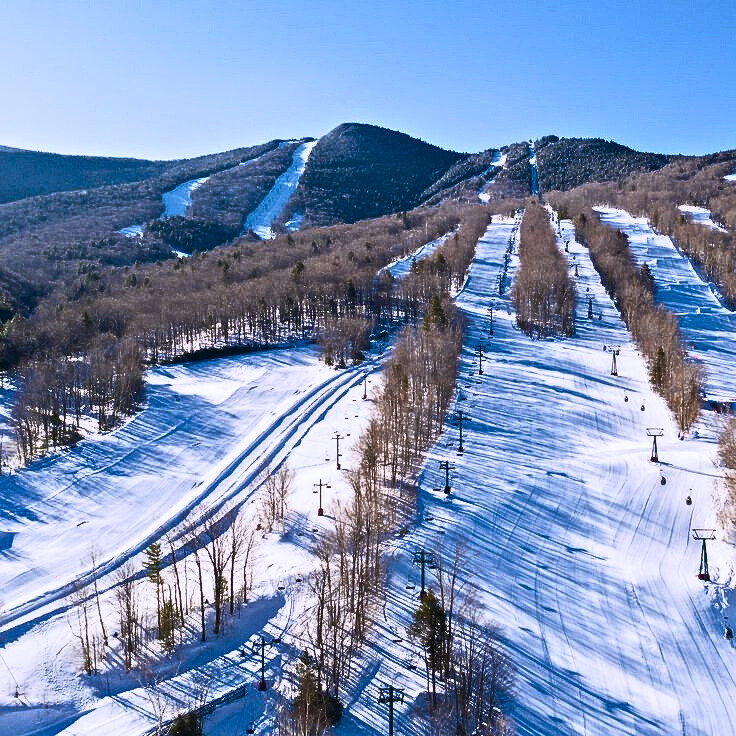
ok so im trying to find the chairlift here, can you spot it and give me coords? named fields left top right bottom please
left=686, top=495, right=692, bottom=506
left=640, top=403, right=645, bottom=411
left=660, top=473, right=666, bottom=486
left=247, top=723, right=256, bottom=735
left=624, top=394, right=629, bottom=402
left=425, top=513, right=434, bottom=521
left=726, top=624, right=733, bottom=640
left=406, top=577, right=416, bottom=591
left=277, top=580, right=285, bottom=591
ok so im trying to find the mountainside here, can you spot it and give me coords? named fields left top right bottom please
left=289, top=123, right=465, bottom=227
left=0, top=147, right=173, bottom=204
left=535, top=135, right=674, bottom=191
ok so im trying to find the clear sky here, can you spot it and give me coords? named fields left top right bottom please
left=1, top=0, right=734, bottom=160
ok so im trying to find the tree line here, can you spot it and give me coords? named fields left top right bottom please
left=3, top=203, right=489, bottom=464
left=513, top=199, right=575, bottom=338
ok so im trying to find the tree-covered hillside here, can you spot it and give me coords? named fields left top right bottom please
left=291, top=123, right=465, bottom=227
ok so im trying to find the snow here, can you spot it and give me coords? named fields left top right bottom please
left=677, top=204, right=727, bottom=232
left=161, top=177, right=210, bottom=219
left=115, top=225, right=143, bottom=238
left=529, top=142, right=539, bottom=195
left=379, top=231, right=454, bottom=280
left=478, top=151, right=507, bottom=203
left=595, top=207, right=736, bottom=402
left=342, top=213, right=736, bottom=736
left=242, top=140, right=318, bottom=239
left=4, top=215, right=736, bottom=735
left=724, top=173, right=736, bottom=182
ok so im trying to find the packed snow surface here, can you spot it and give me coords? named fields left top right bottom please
left=243, top=140, right=318, bottom=239
left=115, top=224, right=143, bottom=238
left=345, top=214, right=736, bottom=736
left=161, top=177, right=210, bottom=218
left=596, top=206, right=736, bottom=402
left=3, top=217, right=736, bottom=736
left=478, top=150, right=507, bottom=203
left=724, top=173, right=736, bottom=181
left=677, top=204, right=726, bottom=232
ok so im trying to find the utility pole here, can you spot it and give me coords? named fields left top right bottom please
left=488, top=304, right=494, bottom=336
left=333, top=432, right=343, bottom=470
left=252, top=634, right=281, bottom=690
left=313, top=479, right=330, bottom=517
left=455, top=410, right=468, bottom=454
left=438, top=460, right=455, bottom=495
left=363, top=372, right=368, bottom=400
left=476, top=343, right=485, bottom=376
left=646, top=428, right=664, bottom=463
left=692, top=529, right=716, bottom=581
left=377, top=685, right=404, bottom=736
left=412, top=549, right=435, bottom=600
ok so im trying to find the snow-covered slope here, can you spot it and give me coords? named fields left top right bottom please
left=243, top=140, right=318, bottom=238
left=342, top=215, right=736, bottom=736
left=595, top=207, right=736, bottom=403
left=161, top=176, right=210, bottom=218
left=677, top=204, right=726, bottom=232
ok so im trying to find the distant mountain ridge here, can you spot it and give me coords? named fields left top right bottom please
left=0, top=124, right=694, bottom=321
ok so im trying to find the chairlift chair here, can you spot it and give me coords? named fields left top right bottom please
left=247, top=723, right=256, bottom=735
left=686, top=495, right=692, bottom=506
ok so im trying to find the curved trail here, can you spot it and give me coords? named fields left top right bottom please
left=1, top=351, right=380, bottom=637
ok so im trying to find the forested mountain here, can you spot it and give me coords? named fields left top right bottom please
left=535, top=136, right=674, bottom=191
left=287, top=123, right=466, bottom=227
left=0, top=124, right=700, bottom=325
left=0, top=146, right=172, bottom=204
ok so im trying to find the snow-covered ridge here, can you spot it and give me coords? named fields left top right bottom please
left=242, top=139, right=318, bottom=239
left=725, top=173, right=736, bottom=182
left=677, top=204, right=726, bottom=232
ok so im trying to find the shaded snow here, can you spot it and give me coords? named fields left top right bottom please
left=677, top=204, right=726, bottom=232
left=161, top=177, right=210, bottom=218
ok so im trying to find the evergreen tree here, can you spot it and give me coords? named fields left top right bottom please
left=423, top=295, right=446, bottom=330
left=143, top=542, right=164, bottom=636
left=291, top=651, right=342, bottom=734
left=408, top=589, right=447, bottom=707
left=168, top=712, right=201, bottom=736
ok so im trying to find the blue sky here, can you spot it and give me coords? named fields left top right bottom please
left=1, top=0, right=733, bottom=159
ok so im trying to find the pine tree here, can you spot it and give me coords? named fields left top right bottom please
left=143, top=542, right=164, bottom=636
left=408, top=589, right=447, bottom=708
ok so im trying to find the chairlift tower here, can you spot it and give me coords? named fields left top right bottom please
left=412, top=548, right=435, bottom=600
left=692, top=529, right=716, bottom=581
left=377, top=684, right=405, bottom=736
left=646, top=428, right=664, bottom=463
left=313, top=479, right=330, bottom=517
left=438, top=460, right=455, bottom=495
left=605, top=345, right=621, bottom=376
left=252, top=634, right=281, bottom=690
left=587, top=296, right=594, bottom=320
left=476, top=343, right=486, bottom=375
left=333, top=432, right=344, bottom=470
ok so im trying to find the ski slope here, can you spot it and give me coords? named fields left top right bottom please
left=379, top=231, right=454, bottom=280
left=595, top=207, right=736, bottom=403
left=4, top=215, right=736, bottom=736
left=342, top=215, right=736, bottom=736
left=677, top=204, right=726, bottom=232
left=242, top=140, right=318, bottom=238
